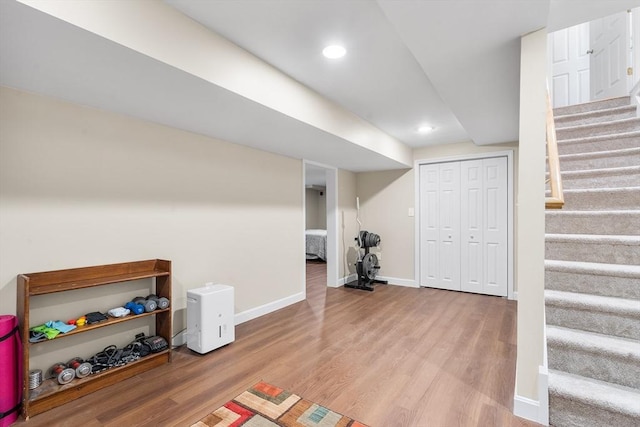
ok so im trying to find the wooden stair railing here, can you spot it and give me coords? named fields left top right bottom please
left=546, top=91, right=564, bottom=209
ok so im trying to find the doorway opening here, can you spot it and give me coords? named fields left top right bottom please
left=303, top=161, right=338, bottom=290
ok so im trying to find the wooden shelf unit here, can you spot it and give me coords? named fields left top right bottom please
left=17, top=259, right=172, bottom=419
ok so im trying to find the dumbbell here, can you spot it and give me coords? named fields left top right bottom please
left=147, top=294, right=170, bottom=310
left=124, top=301, right=145, bottom=315
left=49, top=362, right=75, bottom=385
left=67, top=357, right=92, bottom=378
left=132, top=296, right=157, bottom=313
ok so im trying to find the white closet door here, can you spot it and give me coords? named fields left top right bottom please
left=439, top=162, right=461, bottom=291
left=461, top=160, right=483, bottom=294
left=482, top=157, right=508, bottom=296
left=420, top=157, right=508, bottom=297
left=419, top=162, right=460, bottom=290
left=419, top=164, right=439, bottom=288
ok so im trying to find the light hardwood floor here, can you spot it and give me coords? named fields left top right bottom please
left=16, top=261, right=540, bottom=426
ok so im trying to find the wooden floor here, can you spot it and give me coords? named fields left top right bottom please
left=16, top=261, right=540, bottom=426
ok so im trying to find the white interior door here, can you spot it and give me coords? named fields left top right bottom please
left=419, top=164, right=439, bottom=288
left=439, top=162, right=461, bottom=291
left=420, top=157, right=507, bottom=297
left=419, top=162, right=460, bottom=291
left=590, top=11, right=632, bottom=100
left=480, top=157, right=508, bottom=297
left=461, top=160, right=483, bottom=294
left=549, top=23, right=591, bottom=107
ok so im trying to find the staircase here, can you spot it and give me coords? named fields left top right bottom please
left=545, top=96, right=640, bottom=426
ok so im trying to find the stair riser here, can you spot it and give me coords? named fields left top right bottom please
left=559, top=171, right=640, bottom=189
left=546, top=241, right=640, bottom=265
left=546, top=212, right=640, bottom=235
left=557, top=135, right=640, bottom=155
left=547, top=344, right=640, bottom=388
left=555, top=109, right=637, bottom=129
left=559, top=189, right=640, bottom=210
left=558, top=152, right=640, bottom=170
left=549, top=394, right=640, bottom=427
left=556, top=119, right=640, bottom=140
left=546, top=305, right=640, bottom=340
left=545, top=268, right=640, bottom=300
left=553, top=97, right=630, bottom=115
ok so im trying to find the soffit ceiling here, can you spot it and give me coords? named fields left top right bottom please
left=1, top=0, right=637, bottom=172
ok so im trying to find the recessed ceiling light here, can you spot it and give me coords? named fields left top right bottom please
left=323, top=45, right=346, bottom=59
left=418, top=125, right=435, bottom=133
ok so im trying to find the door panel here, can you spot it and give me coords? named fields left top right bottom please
left=590, top=11, right=631, bottom=100
left=482, top=157, right=508, bottom=296
left=549, top=23, right=590, bottom=107
left=438, top=162, right=460, bottom=291
left=419, top=162, right=460, bottom=291
left=420, top=164, right=439, bottom=288
left=461, top=160, right=483, bottom=293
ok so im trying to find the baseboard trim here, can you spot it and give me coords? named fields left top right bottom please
left=336, top=274, right=357, bottom=287
left=377, top=276, right=418, bottom=288
left=513, top=364, right=549, bottom=426
left=235, top=292, right=305, bottom=325
left=513, top=394, right=541, bottom=424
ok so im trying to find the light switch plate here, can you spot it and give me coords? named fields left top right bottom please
left=408, top=207, right=415, bottom=217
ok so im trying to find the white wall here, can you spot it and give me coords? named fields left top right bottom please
left=305, top=188, right=320, bottom=229
left=338, top=170, right=357, bottom=281
left=513, top=28, right=547, bottom=421
left=304, top=188, right=326, bottom=230
left=0, top=87, right=304, bottom=331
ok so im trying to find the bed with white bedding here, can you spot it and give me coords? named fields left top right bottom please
left=305, top=229, right=327, bottom=261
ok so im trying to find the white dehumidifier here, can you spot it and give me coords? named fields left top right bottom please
left=187, top=284, right=235, bottom=354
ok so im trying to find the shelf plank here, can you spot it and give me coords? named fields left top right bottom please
left=28, top=270, right=170, bottom=295
left=28, top=308, right=171, bottom=344
left=26, top=351, right=170, bottom=418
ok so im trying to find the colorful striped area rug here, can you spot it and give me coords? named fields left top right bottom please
left=191, top=381, right=368, bottom=427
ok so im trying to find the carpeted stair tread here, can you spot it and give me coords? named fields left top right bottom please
left=553, top=165, right=640, bottom=189
left=545, top=290, right=640, bottom=318
left=554, top=105, right=637, bottom=128
left=548, top=370, right=640, bottom=424
left=545, top=291, right=640, bottom=340
left=545, top=259, right=640, bottom=299
left=545, top=234, right=640, bottom=265
left=556, top=130, right=640, bottom=155
left=545, top=210, right=640, bottom=235
left=556, top=117, right=640, bottom=140
left=553, top=96, right=630, bottom=116
left=547, top=326, right=640, bottom=388
left=557, top=187, right=640, bottom=210
left=557, top=147, right=640, bottom=170
left=545, top=259, right=640, bottom=278
left=547, top=325, right=640, bottom=361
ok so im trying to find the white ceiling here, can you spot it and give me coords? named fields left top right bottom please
left=1, top=0, right=637, bottom=172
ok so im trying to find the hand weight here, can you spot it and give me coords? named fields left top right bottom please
left=147, top=294, right=170, bottom=310
left=132, top=296, right=157, bottom=312
left=124, top=301, right=144, bottom=315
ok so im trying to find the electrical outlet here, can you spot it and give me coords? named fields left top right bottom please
left=408, top=207, right=415, bottom=217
